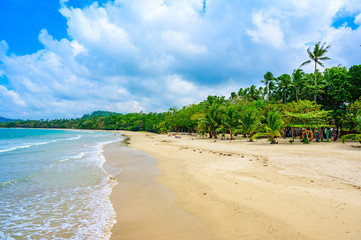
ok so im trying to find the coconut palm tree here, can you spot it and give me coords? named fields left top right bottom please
left=245, top=85, right=263, bottom=101
left=202, top=104, right=224, bottom=138
left=239, top=108, right=261, bottom=141
left=221, top=105, right=241, bottom=141
left=252, top=110, right=284, bottom=144
left=262, top=72, right=275, bottom=101
left=238, top=88, right=248, bottom=98
left=300, top=42, right=330, bottom=101
left=276, top=74, right=291, bottom=103
left=290, top=69, right=305, bottom=102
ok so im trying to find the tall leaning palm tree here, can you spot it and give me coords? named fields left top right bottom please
left=300, top=42, right=330, bottom=101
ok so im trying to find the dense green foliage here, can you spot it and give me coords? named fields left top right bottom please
left=1, top=62, right=360, bottom=143
left=341, top=109, right=361, bottom=144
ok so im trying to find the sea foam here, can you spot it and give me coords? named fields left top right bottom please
left=0, top=129, right=122, bottom=239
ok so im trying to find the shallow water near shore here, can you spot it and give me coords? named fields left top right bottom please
left=0, top=128, right=122, bottom=239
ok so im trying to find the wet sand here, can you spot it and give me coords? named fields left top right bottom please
left=106, top=132, right=361, bottom=240
left=104, top=141, right=212, bottom=240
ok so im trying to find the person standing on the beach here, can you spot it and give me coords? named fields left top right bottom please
left=325, top=128, right=330, bottom=141
left=318, top=128, right=325, bottom=141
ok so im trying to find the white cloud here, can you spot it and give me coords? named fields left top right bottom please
left=355, top=13, right=361, bottom=25
left=161, top=31, right=208, bottom=54
left=0, top=40, right=8, bottom=58
left=323, top=25, right=361, bottom=67
left=0, top=85, right=26, bottom=107
left=246, top=11, right=285, bottom=49
left=116, top=100, right=144, bottom=113
left=70, top=40, right=87, bottom=56
left=117, top=87, right=130, bottom=96
left=166, top=75, right=197, bottom=94
left=60, top=3, right=136, bottom=55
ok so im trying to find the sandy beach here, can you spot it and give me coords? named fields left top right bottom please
left=106, top=132, right=361, bottom=240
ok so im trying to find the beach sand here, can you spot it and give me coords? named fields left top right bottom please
left=106, top=132, right=361, bottom=240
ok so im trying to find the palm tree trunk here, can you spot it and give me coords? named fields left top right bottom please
left=266, top=81, right=269, bottom=101
left=249, top=132, right=253, bottom=142
left=284, top=91, right=287, bottom=103
left=314, top=61, right=317, bottom=102
left=213, top=131, right=218, bottom=139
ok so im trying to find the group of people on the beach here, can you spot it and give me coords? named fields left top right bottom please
left=282, top=127, right=338, bottom=142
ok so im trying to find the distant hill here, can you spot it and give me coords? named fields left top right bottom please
left=81, top=111, right=121, bottom=119
left=0, top=116, right=19, bottom=123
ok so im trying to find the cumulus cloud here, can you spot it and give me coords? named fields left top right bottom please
left=0, top=0, right=361, bottom=119
left=246, top=11, right=285, bottom=49
left=161, top=31, right=208, bottom=55
left=0, top=85, right=26, bottom=107
left=323, top=25, right=361, bottom=67
left=355, top=13, right=361, bottom=25
left=0, top=40, right=8, bottom=58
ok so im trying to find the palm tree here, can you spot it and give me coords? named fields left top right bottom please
left=203, top=104, right=224, bottom=138
left=300, top=42, right=330, bottom=101
left=252, top=110, right=284, bottom=144
left=262, top=72, right=274, bottom=101
left=290, top=69, right=305, bottom=102
left=238, top=88, right=248, bottom=98
left=221, top=105, right=241, bottom=141
left=230, top=92, right=237, bottom=100
left=276, top=74, right=291, bottom=103
left=239, top=108, right=261, bottom=141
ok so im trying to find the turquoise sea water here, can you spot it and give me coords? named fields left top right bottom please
left=0, top=128, right=122, bottom=240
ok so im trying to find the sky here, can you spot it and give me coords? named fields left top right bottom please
left=0, top=0, right=360, bottom=119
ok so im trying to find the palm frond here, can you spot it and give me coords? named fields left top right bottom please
left=251, top=132, right=268, bottom=141
left=306, top=48, right=314, bottom=59
left=341, top=134, right=361, bottom=144
left=318, top=61, right=325, bottom=68
left=300, top=60, right=311, bottom=68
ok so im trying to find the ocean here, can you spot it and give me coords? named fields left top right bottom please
left=0, top=128, right=123, bottom=240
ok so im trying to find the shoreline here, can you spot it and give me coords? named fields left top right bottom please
left=108, top=131, right=361, bottom=240
left=104, top=140, right=212, bottom=240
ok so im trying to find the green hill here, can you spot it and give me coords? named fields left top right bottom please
left=81, top=111, right=121, bottom=119
left=0, top=116, right=19, bottom=123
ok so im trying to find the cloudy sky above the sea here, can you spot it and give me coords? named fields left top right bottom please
left=0, top=0, right=361, bottom=119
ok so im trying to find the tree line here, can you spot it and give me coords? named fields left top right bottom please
left=1, top=43, right=360, bottom=143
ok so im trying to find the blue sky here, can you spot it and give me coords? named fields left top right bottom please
left=0, top=0, right=361, bottom=119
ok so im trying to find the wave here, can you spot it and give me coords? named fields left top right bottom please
left=64, top=135, right=81, bottom=141
left=0, top=141, right=50, bottom=153
left=0, top=178, right=23, bottom=187
left=59, top=152, right=86, bottom=162
left=0, top=135, right=82, bottom=153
